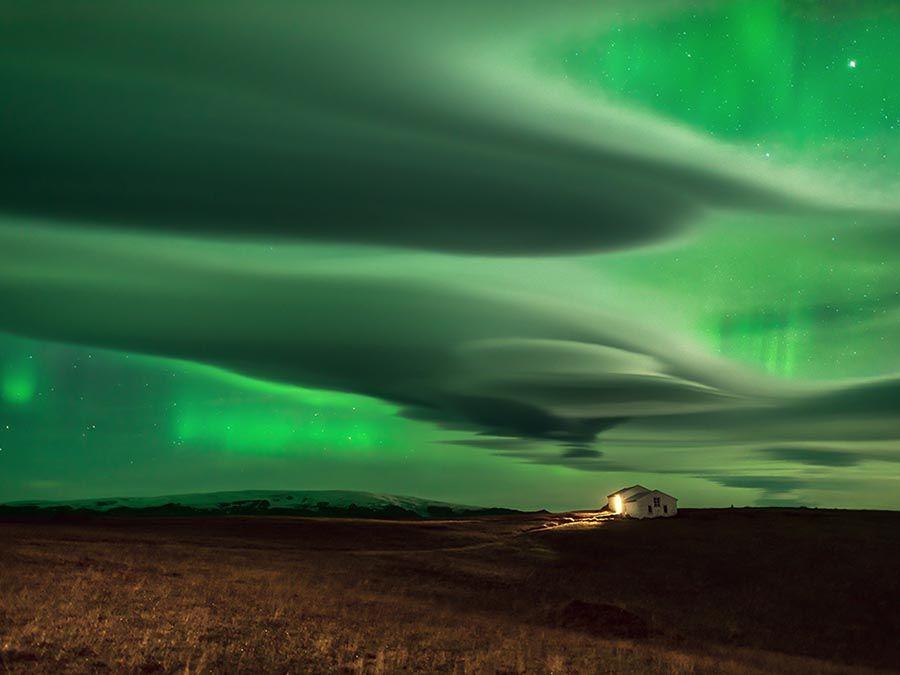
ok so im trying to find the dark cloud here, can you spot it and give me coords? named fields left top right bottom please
left=708, top=475, right=806, bottom=495
left=0, top=224, right=737, bottom=446
left=560, top=448, right=603, bottom=459
left=1, top=0, right=899, bottom=464
left=760, top=446, right=861, bottom=467
left=2, top=223, right=899, bottom=455
left=626, top=375, right=900, bottom=445
left=441, top=438, right=540, bottom=451
left=402, top=398, right=625, bottom=445
left=0, top=1, right=857, bottom=256
left=792, top=378, right=900, bottom=417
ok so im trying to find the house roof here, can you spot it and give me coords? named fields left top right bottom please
left=625, top=489, right=678, bottom=503
left=607, top=484, right=648, bottom=498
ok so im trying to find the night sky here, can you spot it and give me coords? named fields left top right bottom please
left=1, top=0, right=898, bottom=510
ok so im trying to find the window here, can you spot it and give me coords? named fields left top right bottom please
left=647, top=504, right=652, bottom=514
left=653, top=496, right=660, bottom=507
left=663, top=505, right=668, bottom=514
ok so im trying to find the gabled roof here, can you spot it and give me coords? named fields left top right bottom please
left=625, top=489, right=678, bottom=503
left=607, top=484, right=648, bottom=498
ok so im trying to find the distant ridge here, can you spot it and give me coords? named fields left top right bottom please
left=0, top=489, right=520, bottom=519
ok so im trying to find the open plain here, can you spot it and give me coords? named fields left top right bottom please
left=1, top=508, right=898, bottom=674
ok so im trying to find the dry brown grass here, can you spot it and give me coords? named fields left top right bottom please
left=0, top=509, right=897, bottom=674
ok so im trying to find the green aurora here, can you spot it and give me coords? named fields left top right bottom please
left=0, top=0, right=897, bottom=510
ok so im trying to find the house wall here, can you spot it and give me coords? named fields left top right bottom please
left=625, top=492, right=677, bottom=519
left=662, top=494, right=678, bottom=517
left=608, top=486, right=647, bottom=513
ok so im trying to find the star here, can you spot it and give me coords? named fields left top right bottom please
left=848, top=59, right=857, bottom=69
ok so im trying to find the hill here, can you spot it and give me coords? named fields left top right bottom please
left=0, top=489, right=520, bottom=518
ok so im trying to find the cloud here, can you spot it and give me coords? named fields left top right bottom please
left=1, top=1, right=891, bottom=256
left=759, top=446, right=861, bottom=467
left=623, top=376, right=900, bottom=446
left=560, top=448, right=603, bottom=459
left=707, top=474, right=811, bottom=505
left=707, top=475, right=806, bottom=494
left=441, top=438, right=540, bottom=452
left=0, top=0, right=898, bottom=462
left=0, top=222, right=763, bottom=447
left=1, top=222, right=899, bottom=456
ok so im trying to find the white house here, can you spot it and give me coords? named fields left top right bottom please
left=607, top=485, right=677, bottom=519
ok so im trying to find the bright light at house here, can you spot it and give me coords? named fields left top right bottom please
left=613, top=494, right=624, bottom=514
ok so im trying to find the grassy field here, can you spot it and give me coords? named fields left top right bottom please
left=1, top=508, right=898, bottom=673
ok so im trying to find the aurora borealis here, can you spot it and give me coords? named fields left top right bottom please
left=1, top=0, right=898, bottom=510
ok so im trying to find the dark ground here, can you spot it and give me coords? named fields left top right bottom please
left=1, top=508, right=898, bottom=673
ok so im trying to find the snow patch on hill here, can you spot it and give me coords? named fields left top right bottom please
left=1, top=490, right=518, bottom=518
